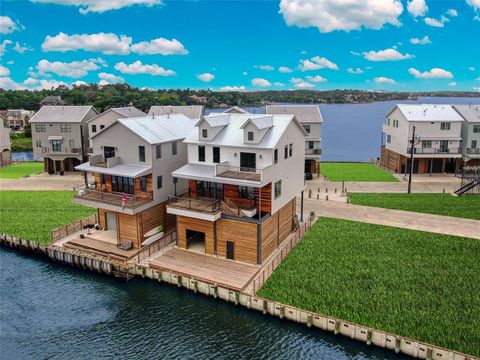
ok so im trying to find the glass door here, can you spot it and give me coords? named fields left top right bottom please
left=240, top=152, right=256, bottom=172
left=439, top=140, right=449, bottom=153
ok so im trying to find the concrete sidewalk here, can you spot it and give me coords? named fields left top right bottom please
left=0, top=173, right=89, bottom=191
left=302, top=198, right=480, bottom=240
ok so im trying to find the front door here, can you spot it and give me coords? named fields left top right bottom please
left=226, top=241, right=234, bottom=260
left=240, top=152, right=256, bottom=172
left=106, top=213, right=117, bottom=232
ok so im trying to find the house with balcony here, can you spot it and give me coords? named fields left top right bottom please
left=5, top=109, right=35, bottom=129
left=30, top=106, right=98, bottom=173
left=266, top=105, right=323, bottom=175
left=453, top=105, right=480, bottom=168
left=148, top=105, right=204, bottom=120
left=380, top=104, right=463, bottom=174
left=0, top=115, right=12, bottom=166
left=74, top=114, right=195, bottom=249
left=166, top=112, right=307, bottom=265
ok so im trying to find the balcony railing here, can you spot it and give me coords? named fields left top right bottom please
left=168, top=195, right=221, bottom=214
left=73, top=185, right=153, bottom=209
left=467, top=148, right=480, bottom=155
left=215, top=163, right=271, bottom=182
left=407, top=147, right=462, bottom=155
left=305, top=148, right=321, bottom=155
left=42, top=147, right=82, bottom=154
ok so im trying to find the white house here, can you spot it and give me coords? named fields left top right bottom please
left=453, top=105, right=480, bottom=167
left=0, top=115, right=12, bottom=166
left=87, top=107, right=146, bottom=140
left=148, top=105, right=204, bottom=119
left=381, top=104, right=463, bottom=174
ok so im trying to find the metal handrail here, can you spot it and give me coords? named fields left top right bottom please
left=168, top=195, right=221, bottom=213
left=74, top=186, right=153, bottom=209
left=407, top=147, right=462, bottom=155
left=466, top=148, right=480, bottom=155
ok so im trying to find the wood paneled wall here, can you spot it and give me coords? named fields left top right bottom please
left=380, top=147, right=403, bottom=173
left=217, top=218, right=258, bottom=265
left=255, top=183, right=272, bottom=214
left=135, top=175, right=153, bottom=199
left=94, top=173, right=112, bottom=192
left=261, top=212, right=278, bottom=262
left=189, top=180, right=197, bottom=197
left=278, top=198, right=295, bottom=245
left=177, top=216, right=215, bottom=255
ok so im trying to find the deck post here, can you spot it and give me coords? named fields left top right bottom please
left=300, top=190, right=304, bottom=222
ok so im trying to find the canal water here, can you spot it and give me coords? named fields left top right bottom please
left=0, top=249, right=410, bottom=360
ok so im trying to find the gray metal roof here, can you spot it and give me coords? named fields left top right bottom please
left=453, top=105, right=480, bottom=123
left=86, top=107, right=146, bottom=123
left=29, top=106, right=97, bottom=123
left=223, top=106, right=250, bottom=114
left=240, top=115, right=273, bottom=130
left=76, top=162, right=152, bottom=177
left=148, top=105, right=204, bottom=119
left=266, top=105, right=323, bottom=124
left=390, top=104, right=464, bottom=122
left=196, top=114, right=230, bottom=128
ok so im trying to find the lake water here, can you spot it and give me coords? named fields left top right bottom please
left=207, top=97, right=480, bottom=161
left=0, top=249, right=409, bottom=360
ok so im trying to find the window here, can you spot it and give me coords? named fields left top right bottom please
left=198, top=145, right=205, bottom=162
left=35, top=139, right=41, bottom=148
left=140, top=176, right=147, bottom=192
left=60, top=124, right=71, bottom=132
left=274, top=149, right=278, bottom=164
left=35, top=124, right=46, bottom=132
left=387, top=118, right=391, bottom=126
left=112, top=176, right=134, bottom=194
left=202, top=129, right=208, bottom=138
left=69, top=139, right=75, bottom=149
left=386, top=135, right=391, bottom=144
left=213, top=146, right=220, bottom=163
left=139, top=146, right=145, bottom=162
left=100, top=173, right=106, bottom=185
left=308, top=141, right=314, bottom=149
left=289, top=143, right=293, bottom=157
left=274, top=180, right=282, bottom=199
left=157, top=175, right=163, bottom=189
left=472, top=140, right=477, bottom=149
left=247, top=131, right=254, bottom=141
left=100, top=125, right=105, bottom=130
left=91, top=125, right=97, bottom=133
left=440, top=122, right=451, bottom=130
left=172, top=141, right=177, bottom=155
left=303, top=125, right=311, bottom=134
left=473, top=125, right=480, bottom=133
left=156, top=144, right=162, bottom=159
left=104, top=146, right=115, bottom=159
left=51, top=140, right=61, bottom=152
left=284, top=145, right=288, bottom=159
left=422, top=140, right=432, bottom=148
left=239, top=186, right=255, bottom=200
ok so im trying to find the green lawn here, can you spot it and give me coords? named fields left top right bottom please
left=10, top=132, right=33, bottom=151
left=258, top=218, right=480, bottom=356
left=320, top=162, right=398, bottom=182
left=349, top=193, right=480, bottom=220
left=0, top=162, right=44, bottom=179
left=0, top=191, right=95, bottom=243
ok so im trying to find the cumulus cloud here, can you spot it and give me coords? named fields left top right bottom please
left=448, top=82, right=457, bottom=87
left=347, top=67, right=364, bottom=74
left=42, top=32, right=132, bottom=54
left=251, top=78, right=272, bottom=87
left=298, top=56, right=338, bottom=71
left=31, top=0, right=163, bottom=14
left=0, top=40, right=12, bottom=57
left=114, top=60, right=176, bottom=76
left=274, top=82, right=285, bottom=87
left=0, top=65, right=10, bottom=77
left=242, top=71, right=248, bottom=76
left=374, top=77, right=396, bottom=84
left=35, top=58, right=104, bottom=78
left=467, top=0, right=480, bottom=11
left=0, top=76, right=67, bottom=90
left=408, top=67, right=454, bottom=79
left=72, top=80, right=87, bottom=86
left=98, top=72, right=125, bottom=85
left=279, top=0, right=403, bottom=33
left=447, top=9, right=458, bottom=17
left=219, top=85, right=246, bottom=92
left=474, top=87, right=480, bottom=92
left=131, top=37, right=188, bottom=55
left=469, top=67, right=476, bottom=71
left=13, top=42, right=33, bottom=54
left=278, top=66, right=293, bottom=73
left=305, top=75, right=327, bottom=82
left=424, top=17, right=445, bottom=27
left=407, top=0, right=428, bottom=17
left=363, top=48, right=414, bottom=61
left=290, top=77, right=315, bottom=88
left=254, top=65, right=275, bottom=71
left=410, top=36, right=431, bottom=45
left=0, top=16, right=22, bottom=34
left=196, top=73, right=215, bottom=82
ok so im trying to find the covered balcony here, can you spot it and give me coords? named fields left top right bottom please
left=167, top=195, right=222, bottom=222
left=407, top=147, right=462, bottom=156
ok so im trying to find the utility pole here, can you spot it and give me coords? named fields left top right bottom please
left=408, top=125, right=416, bottom=194
left=80, top=124, right=88, bottom=186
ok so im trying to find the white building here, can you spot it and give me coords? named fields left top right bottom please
left=0, top=115, right=12, bottom=166
left=453, top=105, right=480, bottom=167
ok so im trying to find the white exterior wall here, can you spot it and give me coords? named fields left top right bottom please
left=88, top=110, right=123, bottom=142
left=302, top=122, right=321, bottom=161
left=462, top=122, right=480, bottom=159
left=32, top=122, right=84, bottom=160
left=198, top=122, right=223, bottom=141
left=243, top=122, right=269, bottom=145
left=0, top=125, right=11, bottom=151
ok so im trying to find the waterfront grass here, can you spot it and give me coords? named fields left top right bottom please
left=349, top=193, right=480, bottom=220
left=0, top=162, right=43, bottom=179
left=258, top=218, right=480, bottom=356
left=320, top=162, right=398, bottom=182
left=0, top=191, right=95, bottom=243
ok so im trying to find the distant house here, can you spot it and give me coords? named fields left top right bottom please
left=40, top=95, right=65, bottom=107
left=5, top=109, right=35, bottom=129
left=189, top=95, right=207, bottom=104
left=148, top=105, right=204, bottom=120
left=0, top=114, right=12, bottom=166
left=266, top=105, right=323, bottom=175
left=453, top=105, right=480, bottom=168
left=30, top=106, right=98, bottom=173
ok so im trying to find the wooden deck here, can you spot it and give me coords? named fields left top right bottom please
left=217, top=170, right=261, bottom=182
left=64, top=233, right=138, bottom=261
left=149, top=248, right=259, bottom=291
left=75, top=190, right=152, bottom=209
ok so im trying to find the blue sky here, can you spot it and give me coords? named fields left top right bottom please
left=0, top=0, right=479, bottom=92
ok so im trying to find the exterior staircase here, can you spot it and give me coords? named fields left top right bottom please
left=453, top=179, right=480, bottom=196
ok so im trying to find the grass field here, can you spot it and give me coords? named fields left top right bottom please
left=258, top=218, right=480, bottom=356
left=319, top=162, right=398, bottom=182
left=0, top=162, right=43, bottom=179
left=349, top=193, right=480, bottom=220
left=0, top=191, right=95, bottom=243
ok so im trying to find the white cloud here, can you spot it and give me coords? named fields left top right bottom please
left=42, top=32, right=132, bottom=54
left=0, top=40, right=12, bottom=57
left=298, top=56, right=338, bottom=71
left=254, top=65, right=275, bottom=71
left=98, top=72, right=125, bottom=84
left=278, top=66, right=293, bottom=73
left=408, top=67, right=454, bottom=79
left=476, top=77, right=480, bottom=81
left=407, top=0, right=428, bottom=17
left=274, top=82, right=285, bottom=87
left=475, top=15, right=480, bottom=21
left=13, top=42, right=33, bottom=54
left=0, top=65, right=10, bottom=77
left=35, top=58, right=104, bottom=78
left=219, top=85, right=246, bottom=92
left=72, top=80, right=87, bottom=86
left=410, top=36, right=431, bottom=45
left=300, top=50, right=308, bottom=54
left=196, top=72, right=215, bottom=82
left=448, top=82, right=457, bottom=87
left=242, top=71, right=248, bottom=76
left=6, top=60, right=14, bottom=65
left=0, top=76, right=67, bottom=90
left=290, top=77, right=315, bottom=88
left=374, top=77, right=396, bottom=84
left=131, top=37, right=188, bottom=55
left=447, top=9, right=458, bottom=17
left=305, top=75, right=327, bottom=82
left=0, top=16, right=22, bottom=34
left=466, top=0, right=480, bottom=11
left=251, top=78, right=272, bottom=87
left=469, top=67, right=476, bottom=71
left=279, top=0, right=403, bottom=33
left=424, top=17, right=445, bottom=27
left=347, top=67, right=364, bottom=74
left=363, top=48, right=414, bottom=61
left=31, top=0, right=163, bottom=14
left=474, top=87, right=480, bottom=92
left=114, top=60, right=176, bottom=76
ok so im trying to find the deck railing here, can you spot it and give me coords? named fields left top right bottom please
left=215, top=163, right=271, bottom=182
left=73, top=185, right=153, bottom=209
left=51, top=213, right=98, bottom=243
left=466, top=148, right=480, bottom=155
left=407, top=147, right=462, bottom=155
left=305, top=148, right=322, bottom=155
left=135, top=230, right=177, bottom=263
left=168, top=195, right=221, bottom=213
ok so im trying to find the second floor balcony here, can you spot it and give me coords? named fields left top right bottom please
left=41, top=146, right=82, bottom=155
left=466, top=148, right=480, bottom=155
left=407, top=147, right=462, bottom=155
left=305, top=148, right=321, bottom=156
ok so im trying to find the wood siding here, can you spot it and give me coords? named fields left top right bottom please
left=188, top=179, right=197, bottom=197
left=177, top=216, right=215, bottom=255
left=278, top=198, right=295, bottom=245
left=118, top=213, right=140, bottom=247
left=261, top=212, right=278, bottom=262
left=217, top=218, right=258, bottom=265
left=134, top=175, right=153, bottom=199
left=380, top=146, right=403, bottom=173
left=255, top=183, right=272, bottom=213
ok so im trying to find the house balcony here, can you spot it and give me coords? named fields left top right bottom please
left=407, top=147, right=462, bottom=157
left=75, top=154, right=152, bottom=178
left=41, top=146, right=82, bottom=156
left=167, top=195, right=222, bottom=222
left=466, top=148, right=480, bottom=156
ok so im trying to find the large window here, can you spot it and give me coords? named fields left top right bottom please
left=440, top=122, right=451, bottom=130
left=422, top=140, right=432, bottom=148
left=303, top=125, right=311, bottom=134
left=308, top=141, right=314, bottom=149
left=274, top=149, right=278, bottom=164
left=35, top=139, right=41, bottom=148
left=247, top=131, right=254, bottom=141
left=112, top=176, right=134, bottom=194
left=104, top=146, right=115, bottom=159
left=274, top=180, right=282, bottom=199
left=387, top=135, right=391, bottom=144
left=213, top=146, right=220, bottom=163
left=69, top=139, right=75, bottom=149
left=51, top=140, right=61, bottom=152
left=473, top=125, right=480, bottom=133
left=91, top=125, right=97, bottom=133
left=196, top=181, right=223, bottom=199
left=472, top=140, right=477, bottom=149
left=156, top=144, right=162, bottom=159
left=239, top=186, right=255, bottom=200
left=100, top=173, right=106, bottom=186
left=157, top=176, right=163, bottom=189
left=198, top=145, right=205, bottom=162
left=60, top=124, right=71, bottom=132
left=35, top=124, right=46, bottom=132
left=140, top=176, right=147, bottom=192
left=139, top=145, right=145, bottom=162
left=172, top=141, right=177, bottom=155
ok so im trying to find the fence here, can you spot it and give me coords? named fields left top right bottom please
left=251, top=214, right=315, bottom=293
left=50, top=213, right=98, bottom=243
left=135, top=230, right=177, bottom=263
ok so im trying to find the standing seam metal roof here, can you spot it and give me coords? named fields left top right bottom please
left=29, top=106, right=97, bottom=123
left=265, top=105, right=323, bottom=124
left=453, top=105, right=480, bottom=123
left=148, top=105, right=204, bottom=119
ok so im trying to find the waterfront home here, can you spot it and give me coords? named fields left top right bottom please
left=453, top=105, right=480, bottom=168
left=74, top=114, right=196, bottom=249
left=0, top=114, right=12, bottom=166
left=380, top=104, right=463, bottom=174
left=40, top=95, right=65, bottom=107
left=30, top=106, right=98, bottom=173
left=223, top=106, right=250, bottom=114
left=166, top=112, right=307, bottom=265
left=148, top=105, right=204, bottom=119
left=5, top=109, right=35, bottom=129
left=266, top=105, right=323, bottom=175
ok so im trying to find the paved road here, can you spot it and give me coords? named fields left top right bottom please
left=0, top=173, right=89, bottom=191
left=302, top=198, right=480, bottom=240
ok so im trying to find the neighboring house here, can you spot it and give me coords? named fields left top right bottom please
left=148, top=105, right=204, bottom=120
left=223, top=106, right=250, bottom=114
left=5, top=109, right=35, bottom=129
left=189, top=95, right=207, bottom=104
left=74, top=114, right=196, bottom=248
left=40, top=95, right=66, bottom=107
left=380, top=104, right=463, bottom=174
left=0, top=115, right=12, bottom=166
left=30, top=106, right=98, bottom=173
left=166, top=112, right=307, bottom=265
left=453, top=105, right=480, bottom=167
left=266, top=105, right=323, bottom=175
